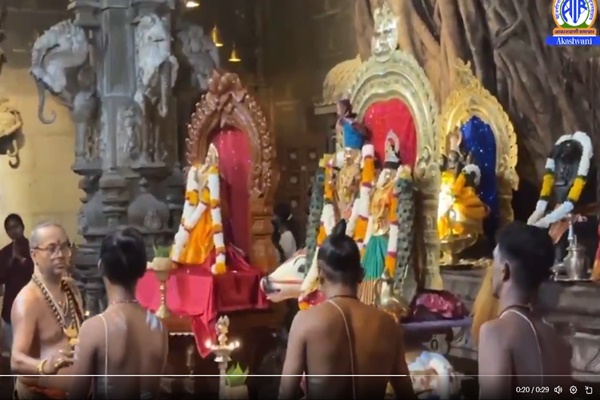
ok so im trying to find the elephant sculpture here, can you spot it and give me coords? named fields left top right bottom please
left=134, top=14, right=179, bottom=118
left=30, top=20, right=91, bottom=125
left=177, top=23, right=220, bottom=92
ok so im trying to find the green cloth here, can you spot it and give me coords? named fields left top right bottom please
left=361, top=235, right=388, bottom=281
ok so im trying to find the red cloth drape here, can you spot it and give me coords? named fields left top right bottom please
left=212, top=129, right=252, bottom=255
left=362, top=99, right=417, bottom=167
left=136, top=247, right=268, bottom=358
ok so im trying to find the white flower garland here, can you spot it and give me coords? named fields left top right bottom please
left=171, top=165, right=204, bottom=262
left=528, top=131, right=593, bottom=228
left=384, top=166, right=413, bottom=276
left=207, top=167, right=226, bottom=274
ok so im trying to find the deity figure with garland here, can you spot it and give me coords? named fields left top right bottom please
left=527, top=131, right=595, bottom=263
left=297, top=108, right=376, bottom=308
left=171, top=144, right=246, bottom=274
left=359, top=131, right=412, bottom=305
left=437, top=130, right=489, bottom=248
left=334, top=99, right=369, bottom=158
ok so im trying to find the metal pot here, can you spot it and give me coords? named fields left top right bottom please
left=374, top=278, right=410, bottom=322
left=561, top=237, right=591, bottom=281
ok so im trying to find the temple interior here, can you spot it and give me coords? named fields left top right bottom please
left=0, top=0, right=600, bottom=398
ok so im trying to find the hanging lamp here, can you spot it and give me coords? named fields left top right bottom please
left=228, top=44, right=241, bottom=62
left=211, top=25, right=223, bottom=47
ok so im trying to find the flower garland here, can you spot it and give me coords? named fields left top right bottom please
left=387, top=166, right=412, bottom=276
left=354, top=145, right=375, bottom=249
left=171, top=165, right=205, bottom=262
left=207, top=165, right=227, bottom=275
left=528, top=131, right=592, bottom=228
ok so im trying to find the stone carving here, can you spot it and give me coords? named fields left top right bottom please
left=0, top=99, right=23, bottom=169
left=187, top=70, right=278, bottom=200
left=30, top=20, right=98, bottom=164
left=116, top=105, right=143, bottom=164
left=177, top=23, right=220, bottom=92
left=134, top=14, right=179, bottom=118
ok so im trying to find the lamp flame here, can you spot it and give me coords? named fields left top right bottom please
left=211, top=26, right=223, bottom=47
left=228, top=45, right=241, bottom=62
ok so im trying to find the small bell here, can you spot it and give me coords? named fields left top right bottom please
left=228, top=44, right=241, bottom=63
left=211, top=25, right=223, bottom=47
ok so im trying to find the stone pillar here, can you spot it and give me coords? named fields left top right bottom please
left=50, top=0, right=180, bottom=314
left=31, top=0, right=217, bottom=313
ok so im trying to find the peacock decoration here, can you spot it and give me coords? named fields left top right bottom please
left=393, top=173, right=416, bottom=300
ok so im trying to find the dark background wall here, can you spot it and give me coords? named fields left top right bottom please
left=260, top=0, right=357, bottom=237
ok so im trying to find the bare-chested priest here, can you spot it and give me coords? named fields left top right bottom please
left=279, top=220, right=415, bottom=400
left=11, top=222, right=83, bottom=400
left=479, top=221, right=572, bottom=399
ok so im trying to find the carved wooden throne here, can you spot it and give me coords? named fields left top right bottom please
left=349, top=1, right=441, bottom=290
left=440, top=59, right=519, bottom=236
left=186, top=70, right=279, bottom=272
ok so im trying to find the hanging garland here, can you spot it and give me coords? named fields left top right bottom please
left=528, top=131, right=593, bottom=228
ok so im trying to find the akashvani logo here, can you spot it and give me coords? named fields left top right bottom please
left=547, top=0, right=600, bottom=46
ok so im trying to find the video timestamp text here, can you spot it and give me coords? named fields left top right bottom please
left=515, top=386, right=550, bottom=394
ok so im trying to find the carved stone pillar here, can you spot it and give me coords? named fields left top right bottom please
left=57, top=0, right=179, bottom=313
left=31, top=1, right=218, bottom=313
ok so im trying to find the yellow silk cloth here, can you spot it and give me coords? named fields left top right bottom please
left=438, top=171, right=488, bottom=238
left=180, top=187, right=215, bottom=265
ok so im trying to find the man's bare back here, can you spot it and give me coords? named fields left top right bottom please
left=279, top=297, right=414, bottom=399
left=12, top=281, right=79, bottom=394
left=479, top=311, right=572, bottom=399
left=69, top=303, right=168, bottom=399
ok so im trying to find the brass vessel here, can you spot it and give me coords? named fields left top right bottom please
left=374, top=277, right=410, bottom=322
left=148, top=257, right=175, bottom=318
left=439, top=209, right=479, bottom=266
left=553, top=222, right=591, bottom=281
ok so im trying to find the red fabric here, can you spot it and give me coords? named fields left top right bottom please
left=136, top=246, right=268, bottom=357
left=362, top=99, right=417, bottom=167
left=212, top=129, right=252, bottom=255
left=409, top=290, right=468, bottom=321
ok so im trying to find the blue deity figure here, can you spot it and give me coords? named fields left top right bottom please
left=335, top=99, right=369, bottom=151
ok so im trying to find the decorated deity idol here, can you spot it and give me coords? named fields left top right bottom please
left=170, top=144, right=229, bottom=275
left=299, top=123, right=376, bottom=309
left=437, top=131, right=489, bottom=240
left=358, top=131, right=413, bottom=306
left=335, top=99, right=369, bottom=155
left=527, top=131, right=594, bottom=262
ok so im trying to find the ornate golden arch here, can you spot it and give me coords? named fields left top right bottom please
left=186, top=69, right=279, bottom=272
left=439, top=59, right=519, bottom=227
left=348, top=1, right=441, bottom=289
